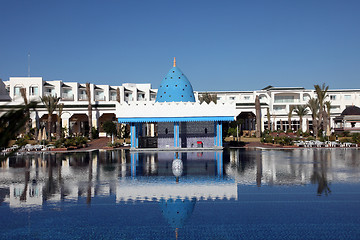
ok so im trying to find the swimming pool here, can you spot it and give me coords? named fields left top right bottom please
left=0, top=149, right=360, bottom=239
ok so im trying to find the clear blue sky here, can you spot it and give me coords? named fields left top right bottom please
left=1, top=0, right=359, bottom=91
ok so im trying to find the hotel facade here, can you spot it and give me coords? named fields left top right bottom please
left=1, top=73, right=360, bottom=137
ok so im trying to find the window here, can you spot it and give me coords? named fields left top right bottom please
left=344, top=95, right=351, bottom=100
left=217, top=97, right=221, bottom=100
left=244, top=96, right=250, bottom=100
left=6, top=86, right=10, bottom=93
left=14, top=86, right=21, bottom=96
left=274, top=106, right=286, bottom=111
left=229, top=96, right=235, bottom=100
left=330, top=95, right=336, bottom=100
left=29, top=86, right=38, bottom=96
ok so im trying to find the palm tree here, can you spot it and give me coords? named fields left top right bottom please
left=307, top=98, right=319, bottom=137
left=288, top=105, right=295, bottom=131
left=293, top=105, right=309, bottom=132
left=199, top=92, right=217, bottom=104
left=314, top=83, right=329, bottom=132
left=20, top=88, right=30, bottom=135
left=40, top=95, right=60, bottom=141
left=86, top=83, right=93, bottom=140
left=56, top=103, right=64, bottom=140
left=255, top=96, right=261, bottom=137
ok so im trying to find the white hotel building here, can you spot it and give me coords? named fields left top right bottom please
left=1, top=76, right=360, bottom=136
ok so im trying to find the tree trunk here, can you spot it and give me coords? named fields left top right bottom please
left=306, top=119, right=309, bottom=133
left=288, top=115, right=292, bottom=131
left=86, top=83, right=93, bottom=140
left=56, top=116, right=61, bottom=140
left=299, top=116, right=303, bottom=132
left=255, top=96, right=261, bottom=138
left=47, top=114, right=52, bottom=141
left=267, top=108, right=271, bottom=131
left=116, top=87, right=120, bottom=103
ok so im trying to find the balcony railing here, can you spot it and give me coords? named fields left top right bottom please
left=274, top=99, right=300, bottom=103
left=62, top=93, right=74, bottom=101
left=94, top=96, right=106, bottom=101
left=79, top=95, right=88, bottom=101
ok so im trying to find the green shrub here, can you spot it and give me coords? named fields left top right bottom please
left=302, top=132, right=310, bottom=137
left=340, top=137, right=352, bottom=143
left=352, top=133, right=360, bottom=144
left=91, top=127, right=99, bottom=139
left=343, top=131, right=350, bottom=137
left=261, top=135, right=273, bottom=143
left=64, top=138, right=76, bottom=147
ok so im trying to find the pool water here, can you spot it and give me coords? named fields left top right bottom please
left=0, top=149, right=360, bottom=239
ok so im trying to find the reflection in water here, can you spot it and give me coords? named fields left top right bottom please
left=160, top=198, right=197, bottom=239
left=1, top=149, right=360, bottom=208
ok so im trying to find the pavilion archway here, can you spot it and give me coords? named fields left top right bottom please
left=69, top=114, right=89, bottom=136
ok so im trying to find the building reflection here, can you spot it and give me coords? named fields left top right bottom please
left=1, top=149, right=360, bottom=209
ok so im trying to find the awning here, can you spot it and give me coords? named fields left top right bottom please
left=118, top=116, right=235, bottom=123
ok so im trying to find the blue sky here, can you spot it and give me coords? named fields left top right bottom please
left=0, top=0, right=359, bottom=91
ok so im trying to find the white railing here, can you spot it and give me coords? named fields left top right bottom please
left=62, top=93, right=74, bottom=100
left=274, top=99, right=300, bottom=103
left=95, top=95, right=106, bottom=101
left=79, top=95, right=88, bottom=101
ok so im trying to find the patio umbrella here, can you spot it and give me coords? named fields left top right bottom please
left=38, top=128, right=43, bottom=141
left=42, top=128, right=47, bottom=141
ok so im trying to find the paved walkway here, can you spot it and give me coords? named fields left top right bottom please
left=81, top=137, right=111, bottom=151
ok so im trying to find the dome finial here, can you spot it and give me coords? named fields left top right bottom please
left=173, top=57, right=176, bottom=67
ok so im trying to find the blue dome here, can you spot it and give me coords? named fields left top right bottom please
left=156, top=64, right=195, bottom=102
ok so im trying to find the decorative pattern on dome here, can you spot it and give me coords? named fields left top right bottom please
left=156, top=58, right=195, bottom=102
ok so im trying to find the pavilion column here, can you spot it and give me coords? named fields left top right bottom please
left=130, top=123, right=138, bottom=148
left=214, top=121, right=223, bottom=147
left=174, top=122, right=180, bottom=148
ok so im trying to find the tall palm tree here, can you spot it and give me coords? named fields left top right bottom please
left=288, top=105, right=295, bottom=131
left=56, top=103, right=64, bottom=140
left=20, top=88, right=30, bottom=135
left=40, top=95, right=60, bottom=141
left=307, top=98, right=319, bottom=137
left=255, top=96, right=261, bottom=137
left=314, top=83, right=329, bottom=132
left=293, top=105, right=309, bottom=132
left=86, top=83, right=93, bottom=139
